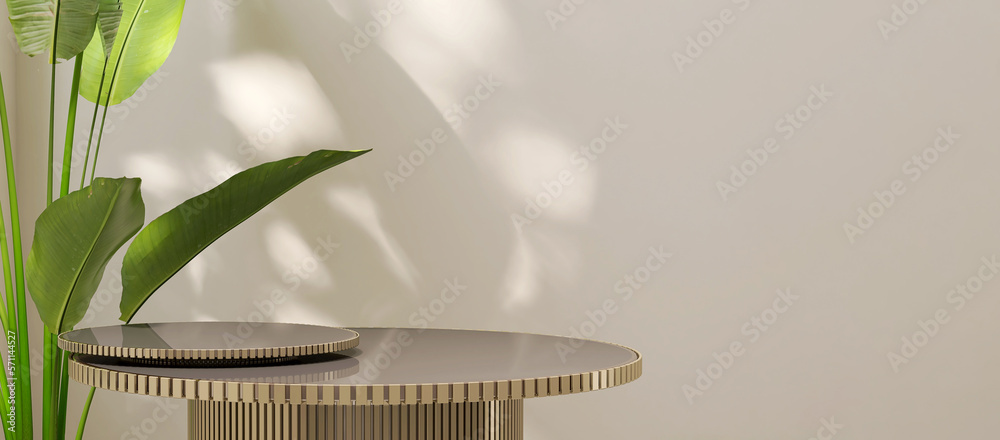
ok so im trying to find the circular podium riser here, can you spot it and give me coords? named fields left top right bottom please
left=187, top=399, right=524, bottom=440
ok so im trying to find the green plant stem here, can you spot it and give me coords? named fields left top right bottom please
left=0, top=68, right=31, bottom=440
left=52, top=57, right=83, bottom=440
left=89, top=62, right=114, bottom=185
left=0, top=232, right=8, bottom=332
left=0, top=74, right=14, bottom=335
left=79, top=104, right=98, bottom=190
left=62, top=56, right=83, bottom=197
left=89, top=102, right=111, bottom=184
left=41, top=62, right=56, bottom=436
left=0, top=220, right=10, bottom=332
left=47, top=62, right=56, bottom=207
left=71, top=64, right=111, bottom=440
left=0, top=71, right=16, bottom=440
left=0, top=353, right=10, bottom=440
left=42, top=332, right=52, bottom=440
left=0, top=359, right=10, bottom=440
left=91, top=44, right=125, bottom=184
left=79, top=69, right=107, bottom=190
left=42, top=45, right=59, bottom=440
left=0, top=205, right=9, bottom=333
left=41, top=334, right=68, bottom=440
left=42, top=331, right=65, bottom=440
left=56, top=351, right=69, bottom=439
left=75, top=388, right=95, bottom=440
left=37, top=13, right=60, bottom=440
left=42, top=12, right=60, bottom=440
left=73, top=58, right=112, bottom=440
left=11, top=231, right=29, bottom=440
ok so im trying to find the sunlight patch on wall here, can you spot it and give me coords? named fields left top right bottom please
left=192, top=311, right=215, bottom=322
left=500, top=236, right=539, bottom=310
left=184, top=251, right=209, bottom=297
left=323, top=0, right=358, bottom=21
left=381, top=0, right=513, bottom=109
left=326, top=186, right=421, bottom=294
left=531, top=232, right=585, bottom=290
left=264, top=220, right=334, bottom=289
left=489, top=127, right=597, bottom=224
left=208, top=53, right=345, bottom=163
left=276, top=302, right=346, bottom=328
left=501, top=232, right=585, bottom=312
left=122, top=153, right=186, bottom=202
left=197, top=150, right=244, bottom=187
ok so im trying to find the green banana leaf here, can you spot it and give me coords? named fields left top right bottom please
left=79, top=0, right=184, bottom=105
left=27, top=178, right=144, bottom=333
left=119, top=149, right=370, bottom=321
left=95, top=0, right=122, bottom=57
left=6, top=0, right=102, bottom=61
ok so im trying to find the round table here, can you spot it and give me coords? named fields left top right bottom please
left=67, top=327, right=642, bottom=439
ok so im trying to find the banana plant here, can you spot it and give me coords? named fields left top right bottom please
left=0, top=61, right=27, bottom=440
left=1, top=0, right=199, bottom=438
left=2, top=1, right=373, bottom=438
left=26, top=149, right=368, bottom=438
left=3, top=1, right=118, bottom=437
left=78, top=0, right=185, bottom=186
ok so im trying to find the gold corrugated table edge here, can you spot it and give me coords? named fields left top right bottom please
left=68, top=347, right=641, bottom=405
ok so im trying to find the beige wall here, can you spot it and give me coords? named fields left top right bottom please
left=7, top=0, right=1000, bottom=438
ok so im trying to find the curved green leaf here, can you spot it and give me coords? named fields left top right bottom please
left=95, top=0, right=122, bottom=57
left=79, top=0, right=184, bottom=105
left=27, top=177, right=144, bottom=333
left=119, top=149, right=370, bottom=321
left=6, top=0, right=101, bottom=61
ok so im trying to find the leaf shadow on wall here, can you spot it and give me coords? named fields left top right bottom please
left=191, top=0, right=519, bottom=328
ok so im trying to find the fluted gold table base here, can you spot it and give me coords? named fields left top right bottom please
left=187, top=399, right=524, bottom=440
